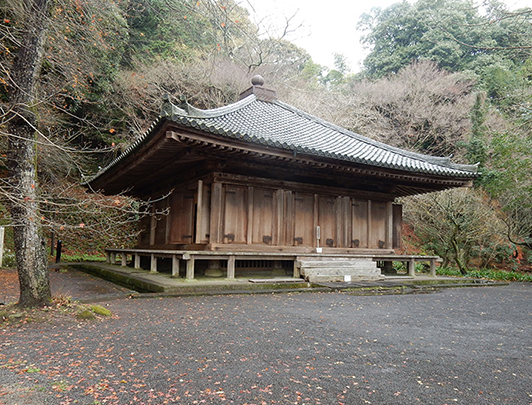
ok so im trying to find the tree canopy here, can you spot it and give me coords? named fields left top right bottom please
left=358, top=0, right=532, bottom=79
left=2, top=0, right=532, bottom=306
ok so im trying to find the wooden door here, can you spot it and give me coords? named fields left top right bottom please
left=169, top=191, right=195, bottom=244
left=293, top=193, right=314, bottom=247
left=252, top=188, right=274, bottom=245
left=223, top=185, right=247, bottom=244
left=318, top=196, right=337, bottom=247
left=370, top=201, right=387, bottom=249
left=351, top=199, right=368, bottom=248
left=154, top=199, right=168, bottom=246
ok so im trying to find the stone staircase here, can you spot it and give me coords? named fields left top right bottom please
left=297, top=257, right=384, bottom=283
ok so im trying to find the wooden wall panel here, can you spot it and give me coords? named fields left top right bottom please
left=198, top=182, right=211, bottom=243
left=393, top=203, right=403, bottom=249
left=351, top=200, right=368, bottom=248
left=138, top=215, right=151, bottom=246
left=293, top=193, right=314, bottom=247
left=169, top=191, right=195, bottom=244
left=154, top=199, right=168, bottom=246
left=338, top=196, right=350, bottom=248
left=252, top=188, right=274, bottom=245
left=370, top=201, right=387, bottom=249
left=318, top=196, right=337, bottom=247
left=223, top=185, right=247, bottom=244
left=209, top=182, right=223, bottom=244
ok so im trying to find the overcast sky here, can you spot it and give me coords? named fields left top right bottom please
left=244, top=0, right=531, bottom=73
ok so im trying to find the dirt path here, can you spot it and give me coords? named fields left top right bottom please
left=1, top=282, right=530, bottom=404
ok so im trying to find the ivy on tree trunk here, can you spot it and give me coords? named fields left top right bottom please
left=6, top=0, right=51, bottom=307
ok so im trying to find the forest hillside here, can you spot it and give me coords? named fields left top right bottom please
left=1, top=0, right=531, bottom=275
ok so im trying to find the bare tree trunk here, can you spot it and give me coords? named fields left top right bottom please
left=451, top=236, right=467, bottom=275
left=6, top=0, right=51, bottom=307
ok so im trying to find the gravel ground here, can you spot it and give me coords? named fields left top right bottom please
left=0, top=283, right=531, bottom=404
left=0, top=266, right=134, bottom=304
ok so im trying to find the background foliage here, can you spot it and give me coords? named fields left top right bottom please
left=1, top=0, right=531, bottom=273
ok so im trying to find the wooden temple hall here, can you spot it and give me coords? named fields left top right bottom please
left=88, top=76, right=478, bottom=282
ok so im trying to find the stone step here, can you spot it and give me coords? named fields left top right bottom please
left=298, top=261, right=374, bottom=269
left=297, top=257, right=383, bottom=283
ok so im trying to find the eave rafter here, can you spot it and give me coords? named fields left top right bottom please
left=166, top=129, right=473, bottom=191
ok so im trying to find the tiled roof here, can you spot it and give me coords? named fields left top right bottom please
left=162, top=94, right=478, bottom=178
left=90, top=91, right=478, bottom=185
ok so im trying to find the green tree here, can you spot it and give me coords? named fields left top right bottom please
left=358, top=0, right=532, bottom=79
left=482, top=130, right=532, bottom=251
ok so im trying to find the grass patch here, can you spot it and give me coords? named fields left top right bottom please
left=60, top=254, right=107, bottom=263
left=0, top=295, right=113, bottom=327
left=436, top=267, right=532, bottom=282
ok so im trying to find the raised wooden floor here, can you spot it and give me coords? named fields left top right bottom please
left=105, top=248, right=442, bottom=282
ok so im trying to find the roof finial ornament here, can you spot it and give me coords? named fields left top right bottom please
left=251, top=75, right=265, bottom=87
left=239, top=75, right=276, bottom=101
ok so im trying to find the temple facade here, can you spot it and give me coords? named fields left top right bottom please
left=88, top=76, right=478, bottom=281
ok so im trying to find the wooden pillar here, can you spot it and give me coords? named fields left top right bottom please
left=134, top=254, right=141, bottom=269
left=247, top=187, right=254, bottom=245
left=343, top=196, right=351, bottom=249
left=226, top=256, right=236, bottom=280
left=386, top=201, right=394, bottom=250
left=209, top=182, right=223, bottom=244
left=195, top=180, right=204, bottom=244
left=430, top=259, right=436, bottom=277
left=285, top=191, right=293, bottom=246
left=408, top=257, right=416, bottom=277
left=106, top=251, right=111, bottom=264
left=293, top=259, right=300, bottom=278
left=185, top=255, right=196, bottom=281
left=150, top=214, right=156, bottom=246
left=313, top=194, right=319, bottom=248
left=172, top=255, right=180, bottom=278
left=150, top=254, right=158, bottom=273
left=121, top=253, right=127, bottom=267
left=367, top=200, right=372, bottom=249
left=110, top=252, right=116, bottom=264
left=275, top=189, right=285, bottom=246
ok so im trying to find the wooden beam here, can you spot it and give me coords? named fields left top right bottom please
left=150, top=212, right=156, bottom=246
left=285, top=191, right=293, bottom=247
left=172, top=255, right=180, bottom=278
left=150, top=254, right=158, bottom=273
left=195, top=180, right=204, bottom=244
left=386, top=201, right=394, bottom=250
left=344, top=197, right=352, bottom=249
left=247, top=187, right=254, bottom=245
left=209, top=182, right=223, bottom=244
left=186, top=256, right=195, bottom=281
left=226, top=256, right=236, bottom=280
left=276, top=189, right=285, bottom=246
left=367, top=200, right=372, bottom=249
left=408, top=257, right=416, bottom=276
